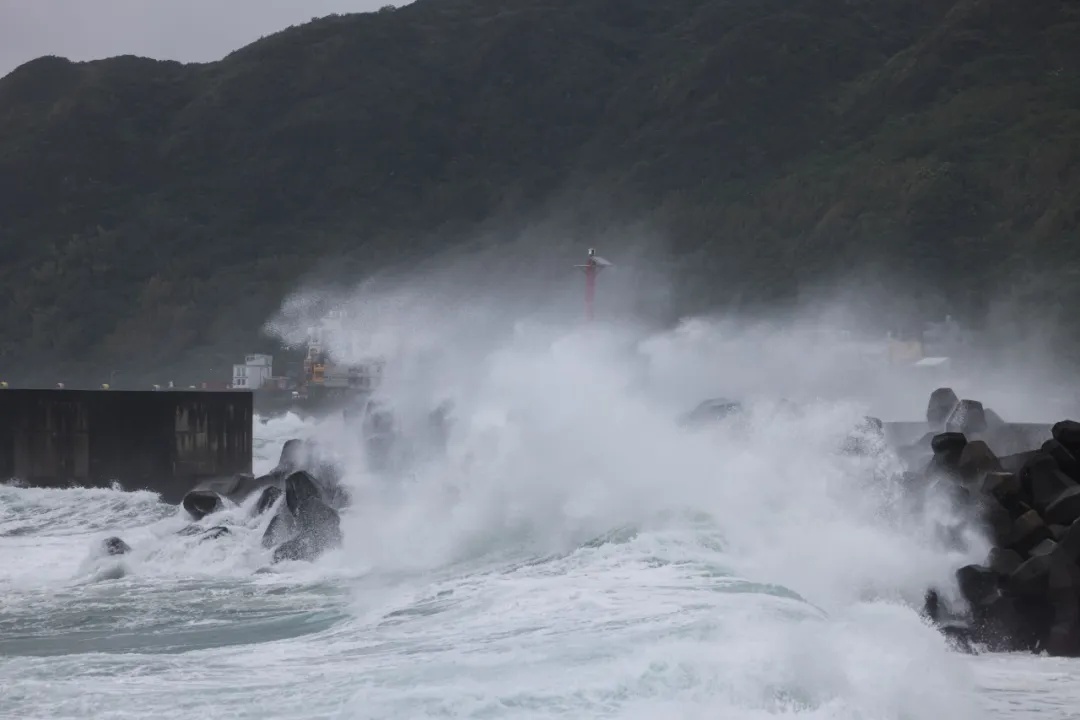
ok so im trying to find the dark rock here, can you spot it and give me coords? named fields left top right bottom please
left=1045, top=619, right=1080, bottom=657
left=979, top=471, right=1021, bottom=504
left=971, top=593, right=1045, bottom=652
left=177, top=524, right=232, bottom=541
left=988, top=547, right=1023, bottom=576
left=927, top=388, right=960, bottom=427
left=1042, top=439, right=1080, bottom=481
left=261, top=512, right=294, bottom=549
left=271, top=530, right=339, bottom=564
left=923, top=588, right=979, bottom=652
left=1057, top=520, right=1080, bottom=563
left=1008, top=554, right=1054, bottom=596
left=179, top=453, right=352, bottom=524
left=284, top=470, right=324, bottom=511
left=923, top=589, right=942, bottom=622
left=264, top=471, right=344, bottom=564
left=1046, top=562, right=1080, bottom=656
left=999, top=450, right=1039, bottom=475
left=977, top=483, right=1028, bottom=532
left=1052, top=420, right=1080, bottom=457
left=957, top=564, right=998, bottom=605
left=259, top=471, right=327, bottom=550
left=1049, top=557, right=1080, bottom=594
left=981, top=496, right=1015, bottom=546
left=1011, top=595, right=1056, bottom=651
left=178, top=437, right=348, bottom=526
left=1008, top=509, right=1054, bottom=555
left=1050, top=524, right=1069, bottom=540
left=1030, top=539, right=1058, bottom=557
left=1021, top=454, right=1077, bottom=512
left=946, top=399, right=988, bottom=435
left=931, top=432, right=967, bottom=455
left=278, top=438, right=306, bottom=471
left=253, top=485, right=282, bottom=516
left=182, top=488, right=224, bottom=521
left=927, top=433, right=968, bottom=477
left=1045, top=486, right=1080, bottom=526
left=103, top=536, right=131, bottom=556
left=957, top=440, right=1002, bottom=483
left=200, top=526, right=231, bottom=541
left=984, top=407, right=1006, bottom=427
left=940, top=624, right=977, bottom=654
left=1013, top=499, right=1036, bottom=518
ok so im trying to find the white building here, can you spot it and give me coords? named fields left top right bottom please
left=232, top=354, right=273, bottom=390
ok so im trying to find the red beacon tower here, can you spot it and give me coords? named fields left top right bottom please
left=575, top=247, right=612, bottom=321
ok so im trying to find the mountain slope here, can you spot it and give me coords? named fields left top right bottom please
left=0, top=0, right=1078, bottom=385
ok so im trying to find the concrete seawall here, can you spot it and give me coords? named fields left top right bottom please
left=0, top=389, right=252, bottom=503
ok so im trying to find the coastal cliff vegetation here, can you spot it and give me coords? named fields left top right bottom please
left=1, top=0, right=1078, bottom=385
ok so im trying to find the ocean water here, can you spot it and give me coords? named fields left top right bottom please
left=2, top=321, right=1078, bottom=719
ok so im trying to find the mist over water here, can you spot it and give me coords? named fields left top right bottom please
left=2, top=250, right=1078, bottom=717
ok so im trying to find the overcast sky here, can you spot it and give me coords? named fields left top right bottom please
left=0, top=0, right=403, bottom=78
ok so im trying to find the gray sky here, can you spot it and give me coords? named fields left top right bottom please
left=0, top=0, right=401, bottom=78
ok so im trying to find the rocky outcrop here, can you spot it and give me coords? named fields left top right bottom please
left=180, top=437, right=348, bottom=521
left=904, top=388, right=1080, bottom=656
left=253, top=485, right=282, bottom=516
left=260, top=470, right=343, bottom=564
left=102, top=536, right=131, bottom=556
left=98, top=439, right=346, bottom=561
left=181, top=473, right=257, bottom=520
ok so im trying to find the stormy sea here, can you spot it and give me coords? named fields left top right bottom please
left=1, top=317, right=1078, bottom=719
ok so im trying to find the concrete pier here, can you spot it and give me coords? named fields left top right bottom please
left=0, top=389, right=252, bottom=503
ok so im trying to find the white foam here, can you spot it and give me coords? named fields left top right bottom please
left=0, top=304, right=1076, bottom=719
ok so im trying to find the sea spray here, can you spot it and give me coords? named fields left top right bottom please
left=0, top=293, right=1059, bottom=717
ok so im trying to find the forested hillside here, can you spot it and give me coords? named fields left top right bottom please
left=1, top=0, right=1078, bottom=385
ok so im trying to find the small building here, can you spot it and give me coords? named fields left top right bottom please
left=887, top=337, right=924, bottom=365
left=318, top=359, right=384, bottom=391
left=302, top=308, right=385, bottom=395
left=232, top=354, right=274, bottom=390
